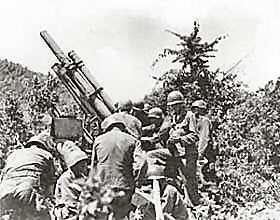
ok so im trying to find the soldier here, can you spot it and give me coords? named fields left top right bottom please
left=88, top=114, right=140, bottom=219
left=141, top=107, right=170, bottom=151
left=191, top=100, right=212, bottom=159
left=142, top=107, right=164, bottom=136
left=117, top=99, right=133, bottom=113
left=54, top=140, right=88, bottom=220
left=132, top=159, right=188, bottom=220
left=115, top=100, right=143, bottom=139
left=0, top=131, right=56, bottom=219
left=166, top=90, right=200, bottom=206
left=131, top=100, right=150, bottom=127
left=191, top=100, right=217, bottom=183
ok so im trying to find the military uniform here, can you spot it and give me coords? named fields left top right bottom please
left=195, top=115, right=218, bottom=182
left=191, top=100, right=218, bottom=183
left=90, top=118, right=140, bottom=219
left=141, top=108, right=171, bottom=151
left=54, top=141, right=88, bottom=220
left=166, top=91, right=200, bottom=206
left=55, top=170, right=84, bottom=219
left=132, top=154, right=188, bottom=220
left=0, top=133, right=56, bottom=219
left=168, top=111, right=200, bottom=205
left=195, top=115, right=212, bottom=158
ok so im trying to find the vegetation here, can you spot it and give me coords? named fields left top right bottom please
left=1, top=22, right=280, bottom=219
left=144, top=22, right=280, bottom=218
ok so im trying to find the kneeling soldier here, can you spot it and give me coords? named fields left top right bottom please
left=133, top=161, right=188, bottom=220
left=54, top=140, right=88, bottom=220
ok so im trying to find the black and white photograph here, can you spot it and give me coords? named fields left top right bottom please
left=0, top=0, right=280, bottom=219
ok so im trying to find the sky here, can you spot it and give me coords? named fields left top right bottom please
left=0, top=0, right=280, bottom=102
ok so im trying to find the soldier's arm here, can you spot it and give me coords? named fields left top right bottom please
left=133, top=140, right=148, bottom=186
left=184, top=113, right=199, bottom=144
left=179, top=131, right=198, bottom=145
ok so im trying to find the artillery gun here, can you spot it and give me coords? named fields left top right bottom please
left=40, top=31, right=116, bottom=143
left=40, top=32, right=167, bottom=219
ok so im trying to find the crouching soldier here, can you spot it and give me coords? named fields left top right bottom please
left=54, top=140, right=88, bottom=220
left=88, top=113, right=141, bottom=219
left=0, top=131, right=56, bottom=219
left=132, top=161, right=188, bottom=220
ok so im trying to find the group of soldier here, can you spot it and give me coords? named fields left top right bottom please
left=0, top=90, right=217, bottom=220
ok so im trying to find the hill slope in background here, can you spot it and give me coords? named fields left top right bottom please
left=0, top=59, right=38, bottom=94
left=0, top=58, right=74, bottom=108
left=1, top=57, right=280, bottom=219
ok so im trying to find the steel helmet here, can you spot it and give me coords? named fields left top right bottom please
left=167, top=91, right=184, bottom=106
left=132, top=100, right=144, bottom=111
left=25, top=130, right=54, bottom=151
left=146, top=163, right=166, bottom=180
left=117, top=100, right=133, bottom=112
left=192, top=100, right=207, bottom=109
left=147, top=149, right=172, bottom=165
left=101, top=114, right=126, bottom=132
left=57, top=140, right=88, bottom=168
left=148, top=107, right=163, bottom=119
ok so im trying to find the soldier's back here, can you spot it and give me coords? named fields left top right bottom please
left=94, top=128, right=137, bottom=189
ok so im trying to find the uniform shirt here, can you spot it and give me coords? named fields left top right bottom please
left=91, top=127, right=139, bottom=190
left=169, top=111, right=198, bottom=156
left=3, top=146, right=54, bottom=176
left=55, top=169, right=81, bottom=207
left=136, top=184, right=188, bottom=220
left=195, top=115, right=212, bottom=156
left=0, top=146, right=56, bottom=200
left=55, top=169, right=83, bottom=219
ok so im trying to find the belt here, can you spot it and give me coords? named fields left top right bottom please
left=4, top=170, right=41, bottom=180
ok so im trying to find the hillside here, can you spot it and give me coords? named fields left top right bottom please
left=0, top=59, right=74, bottom=108
left=0, top=59, right=77, bottom=165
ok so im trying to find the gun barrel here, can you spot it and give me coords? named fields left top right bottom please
left=40, top=31, right=70, bottom=66
left=68, top=51, right=116, bottom=113
left=40, top=30, right=114, bottom=121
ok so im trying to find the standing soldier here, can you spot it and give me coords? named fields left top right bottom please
left=142, top=107, right=164, bottom=137
left=0, top=131, right=57, bottom=219
left=88, top=113, right=141, bottom=219
left=191, top=100, right=217, bottom=183
left=142, top=107, right=164, bottom=148
left=191, top=100, right=212, bottom=159
left=54, top=140, right=88, bottom=220
left=166, top=91, right=200, bottom=206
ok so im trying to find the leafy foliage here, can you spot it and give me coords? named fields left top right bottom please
left=146, top=22, right=245, bottom=116
left=0, top=60, right=77, bottom=169
left=145, top=22, right=280, bottom=219
left=1, top=23, right=280, bottom=219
